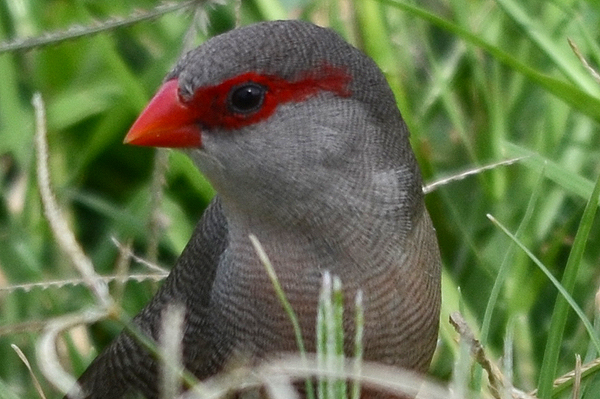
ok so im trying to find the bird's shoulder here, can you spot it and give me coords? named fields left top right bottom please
left=139, top=196, right=229, bottom=322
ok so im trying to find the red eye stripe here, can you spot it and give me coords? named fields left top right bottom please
left=180, top=64, right=352, bottom=130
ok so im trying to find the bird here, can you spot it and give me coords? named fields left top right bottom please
left=66, top=20, right=442, bottom=399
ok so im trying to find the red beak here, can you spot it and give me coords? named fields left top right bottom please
left=124, top=79, right=202, bottom=148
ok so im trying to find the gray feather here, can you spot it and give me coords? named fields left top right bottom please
left=67, top=20, right=441, bottom=399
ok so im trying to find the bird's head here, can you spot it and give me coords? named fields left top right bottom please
left=125, top=20, right=422, bottom=224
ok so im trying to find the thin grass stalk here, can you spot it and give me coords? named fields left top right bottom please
left=452, top=334, right=472, bottom=399
left=474, top=167, right=545, bottom=391
left=487, top=213, right=600, bottom=397
left=537, top=171, right=600, bottom=397
left=487, top=214, right=600, bottom=352
left=351, top=291, right=364, bottom=399
left=159, top=305, right=185, bottom=399
left=503, top=319, right=516, bottom=399
left=494, top=0, right=600, bottom=96
left=317, top=273, right=348, bottom=399
left=116, top=314, right=204, bottom=395
left=325, top=274, right=336, bottom=399
left=332, top=276, right=346, bottom=399
left=33, top=92, right=111, bottom=309
left=318, top=272, right=331, bottom=399
left=584, top=287, right=600, bottom=362
left=377, top=0, right=600, bottom=123
left=504, top=142, right=595, bottom=201
left=249, top=234, right=315, bottom=399
left=0, top=1, right=201, bottom=53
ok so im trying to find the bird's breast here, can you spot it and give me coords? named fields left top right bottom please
left=203, top=211, right=439, bottom=374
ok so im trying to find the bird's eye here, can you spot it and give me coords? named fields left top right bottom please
left=228, top=83, right=266, bottom=114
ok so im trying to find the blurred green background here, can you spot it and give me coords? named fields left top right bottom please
left=2, top=0, right=600, bottom=397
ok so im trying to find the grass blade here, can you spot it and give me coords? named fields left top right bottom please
left=536, top=172, right=600, bottom=396
left=377, top=0, right=600, bottom=123
left=487, top=212, right=600, bottom=397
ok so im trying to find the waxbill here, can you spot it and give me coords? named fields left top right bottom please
left=66, top=20, right=441, bottom=399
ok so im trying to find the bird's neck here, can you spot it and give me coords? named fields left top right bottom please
left=219, top=185, right=422, bottom=279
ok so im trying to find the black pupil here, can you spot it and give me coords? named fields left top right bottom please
left=230, top=84, right=264, bottom=113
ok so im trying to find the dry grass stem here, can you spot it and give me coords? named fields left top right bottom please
left=572, top=355, right=581, bottom=399
left=263, top=376, right=300, bottom=399
left=0, top=273, right=167, bottom=295
left=0, top=1, right=203, bottom=53
left=36, top=308, right=109, bottom=397
left=11, top=344, right=47, bottom=399
left=536, top=356, right=600, bottom=396
left=568, top=38, right=600, bottom=85
left=423, top=157, right=525, bottom=194
left=110, top=236, right=170, bottom=274
left=179, top=356, right=450, bottom=399
left=33, top=92, right=112, bottom=309
left=181, top=363, right=260, bottom=399
left=351, top=290, right=364, bottom=399
left=260, top=357, right=450, bottom=399
left=160, top=304, right=186, bottom=399
left=113, top=238, right=134, bottom=305
left=449, top=312, right=535, bottom=399
left=34, top=92, right=116, bottom=396
left=449, top=312, right=504, bottom=398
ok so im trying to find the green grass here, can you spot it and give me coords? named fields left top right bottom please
left=2, top=0, right=600, bottom=398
